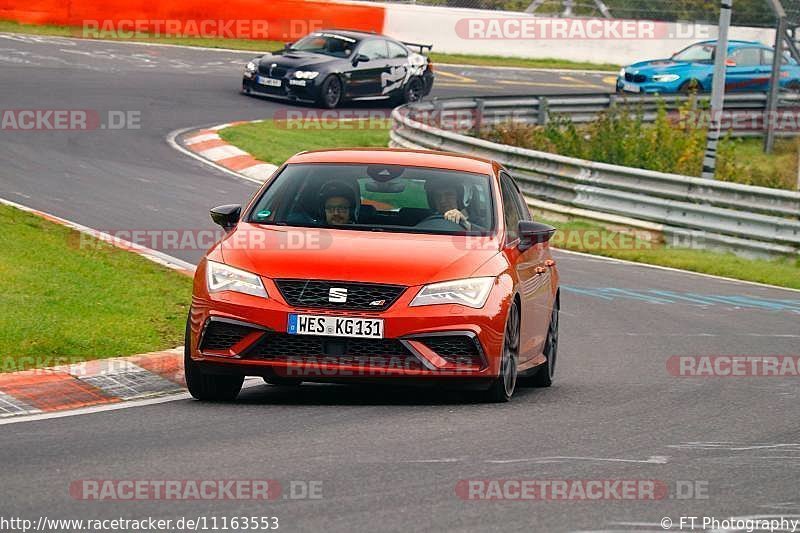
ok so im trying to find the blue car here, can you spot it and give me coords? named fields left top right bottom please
left=616, top=40, right=800, bottom=94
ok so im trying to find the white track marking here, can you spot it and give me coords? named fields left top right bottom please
left=166, top=126, right=264, bottom=185
left=554, top=249, right=800, bottom=294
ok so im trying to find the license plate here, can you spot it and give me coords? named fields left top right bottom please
left=288, top=314, right=384, bottom=339
left=622, top=81, right=641, bottom=93
left=257, top=76, right=282, bottom=87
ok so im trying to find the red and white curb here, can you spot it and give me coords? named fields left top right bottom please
left=168, top=121, right=278, bottom=184
left=0, top=197, right=199, bottom=420
left=0, top=349, right=186, bottom=419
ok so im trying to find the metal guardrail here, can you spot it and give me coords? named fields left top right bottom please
left=390, top=96, right=800, bottom=258
left=403, top=92, right=800, bottom=138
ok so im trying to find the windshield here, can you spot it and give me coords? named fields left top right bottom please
left=289, top=33, right=359, bottom=58
left=248, top=163, right=495, bottom=236
left=672, top=43, right=715, bottom=63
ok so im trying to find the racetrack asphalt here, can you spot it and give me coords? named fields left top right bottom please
left=1, top=34, right=799, bottom=532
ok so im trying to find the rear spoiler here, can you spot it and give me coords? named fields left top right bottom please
left=402, top=41, right=433, bottom=54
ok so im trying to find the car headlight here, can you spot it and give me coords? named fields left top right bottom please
left=409, top=277, right=495, bottom=309
left=206, top=260, right=267, bottom=298
left=619, top=67, right=626, bottom=77
left=653, top=74, right=680, bottom=82
left=294, top=71, right=320, bottom=80
left=245, top=61, right=257, bottom=73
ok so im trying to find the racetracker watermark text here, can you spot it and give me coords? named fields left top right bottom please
left=82, top=19, right=323, bottom=40
left=667, top=355, right=800, bottom=377
left=456, top=18, right=712, bottom=40
left=0, top=110, right=140, bottom=131
left=456, top=479, right=709, bottom=500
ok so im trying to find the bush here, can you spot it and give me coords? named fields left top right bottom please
left=481, top=99, right=798, bottom=190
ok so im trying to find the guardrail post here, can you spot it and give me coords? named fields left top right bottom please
left=537, top=96, right=549, bottom=126
left=473, top=99, right=484, bottom=136
left=434, top=99, right=443, bottom=130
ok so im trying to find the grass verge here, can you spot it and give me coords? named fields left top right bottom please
left=0, top=204, right=193, bottom=372
left=0, top=20, right=618, bottom=71
left=220, top=119, right=800, bottom=289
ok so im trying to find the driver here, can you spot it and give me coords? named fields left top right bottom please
left=319, top=181, right=358, bottom=225
left=425, top=180, right=472, bottom=230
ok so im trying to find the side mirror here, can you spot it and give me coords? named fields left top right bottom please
left=284, top=42, right=293, bottom=49
left=352, top=53, right=369, bottom=66
left=518, top=220, right=556, bottom=251
left=210, top=204, right=241, bottom=231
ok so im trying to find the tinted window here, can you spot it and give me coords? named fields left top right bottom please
left=358, top=39, right=389, bottom=60
left=500, top=175, right=523, bottom=243
left=730, top=47, right=761, bottom=67
left=248, top=163, right=494, bottom=236
left=387, top=41, right=408, bottom=59
left=290, top=33, right=358, bottom=58
left=672, top=43, right=714, bottom=63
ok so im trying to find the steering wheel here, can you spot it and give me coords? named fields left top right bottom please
left=415, top=214, right=467, bottom=230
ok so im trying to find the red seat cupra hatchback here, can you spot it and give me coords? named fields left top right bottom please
left=186, top=148, right=560, bottom=402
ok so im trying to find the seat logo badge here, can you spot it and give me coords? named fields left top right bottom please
left=370, top=299, right=386, bottom=306
left=329, top=287, right=348, bottom=303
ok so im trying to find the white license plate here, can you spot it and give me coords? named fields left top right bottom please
left=257, top=76, right=282, bottom=87
left=288, top=314, right=384, bottom=339
left=622, top=81, right=641, bottom=93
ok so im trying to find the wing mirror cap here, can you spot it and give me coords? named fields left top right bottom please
left=210, top=204, right=242, bottom=231
left=518, top=220, right=556, bottom=250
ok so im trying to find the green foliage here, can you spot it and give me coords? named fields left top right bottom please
left=483, top=98, right=798, bottom=190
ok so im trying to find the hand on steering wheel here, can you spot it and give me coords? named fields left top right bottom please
left=443, top=209, right=470, bottom=229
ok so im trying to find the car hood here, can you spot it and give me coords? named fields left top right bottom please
left=258, top=51, right=337, bottom=70
left=626, top=59, right=699, bottom=74
left=219, top=223, right=500, bottom=287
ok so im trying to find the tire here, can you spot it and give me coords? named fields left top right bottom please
left=483, top=298, right=520, bottom=403
left=184, top=318, right=244, bottom=401
left=678, top=79, right=701, bottom=94
left=528, top=291, right=559, bottom=388
left=402, top=77, right=425, bottom=104
left=317, top=75, right=343, bottom=109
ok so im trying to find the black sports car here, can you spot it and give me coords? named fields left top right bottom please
left=241, top=30, right=434, bottom=108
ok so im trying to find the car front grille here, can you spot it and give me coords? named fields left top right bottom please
left=418, top=335, right=484, bottom=366
left=625, top=73, right=646, bottom=83
left=246, top=333, right=423, bottom=369
left=200, top=320, right=257, bottom=351
left=274, top=279, right=406, bottom=311
left=257, top=64, right=288, bottom=78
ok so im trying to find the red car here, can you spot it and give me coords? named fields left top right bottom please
left=186, top=148, right=560, bottom=402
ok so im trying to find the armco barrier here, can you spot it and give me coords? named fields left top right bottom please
left=391, top=97, right=800, bottom=259
left=0, top=0, right=384, bottom=41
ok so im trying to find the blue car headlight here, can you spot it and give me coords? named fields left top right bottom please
left=653, top=74, right=680, bottom=83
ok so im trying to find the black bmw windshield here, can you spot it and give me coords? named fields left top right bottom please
left=289, top=33, right=359, bottom=58
left=248, top=163, right=495, bottom=236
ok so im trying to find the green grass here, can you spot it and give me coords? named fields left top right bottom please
left=0, top=19, right=618, bottom=71
left=0, top=204, right=193, bottom=372
left=220, top=119, right=800, bottom=289
left=538, top=217, right=800, bottom=289
left=218, top=119, right=392, bottom=165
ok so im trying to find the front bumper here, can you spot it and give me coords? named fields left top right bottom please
left=242, top=75, right=320, bottom=103
left=189, top=274, right=510, bottom=382
left=615, top=75, right=684, bottom=94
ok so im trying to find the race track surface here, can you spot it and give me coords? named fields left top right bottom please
left=1, top=34, right=798, bottom=533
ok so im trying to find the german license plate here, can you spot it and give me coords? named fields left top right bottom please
left=257, top=76, right=281, bottom=87
left=288, top=314, right=384, bottom=339
left=622, top=81, right=641, bottom=93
